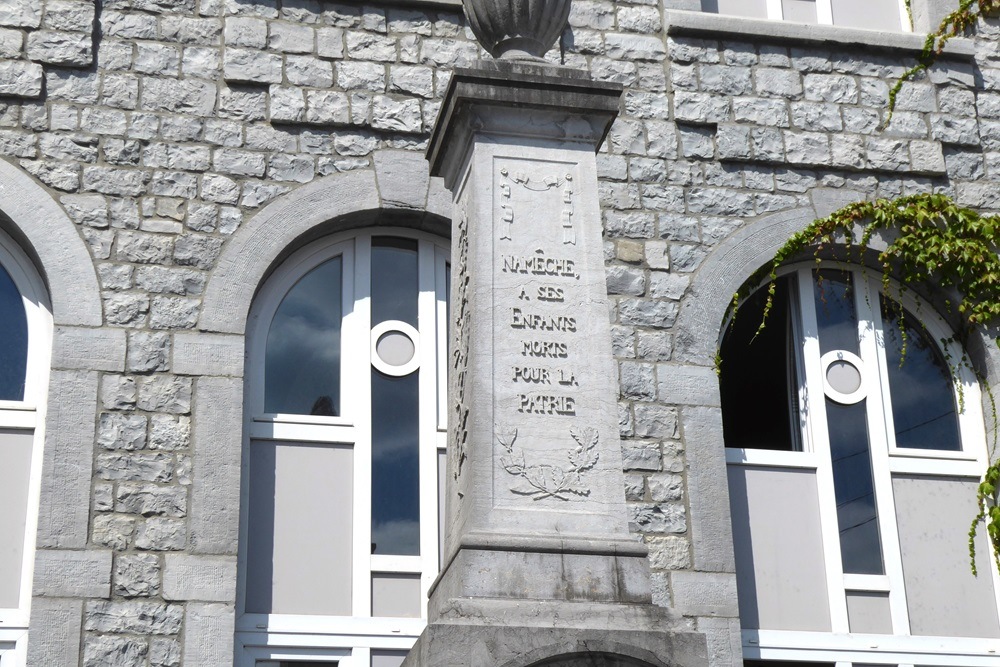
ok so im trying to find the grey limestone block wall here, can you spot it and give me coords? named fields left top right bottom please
left=0, top=0, right=994, bottom=664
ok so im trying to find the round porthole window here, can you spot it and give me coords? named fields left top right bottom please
left=820, top=350, right=865, bottom=404
left=371, top=320, right=420, bottom=376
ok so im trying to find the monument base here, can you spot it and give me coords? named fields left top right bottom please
left=427, top=540, right=655, bottom=616
left=417, top=59, right=711, bottom=667
left=401, top=609, right=707, bottom=667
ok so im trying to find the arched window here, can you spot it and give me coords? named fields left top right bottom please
left=721, top=265, right=1000, bottom=666
left=0, top=230, right=51, bottom=665
left=236, top=230, right=449, bottom=667
left=702, top=0, right=910, bottom=31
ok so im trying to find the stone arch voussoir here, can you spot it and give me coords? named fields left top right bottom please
left=0, top=157, right=101, bottom=326
left=499, top=640, right=672, bottom=667
left=199, top=150, right=451, bottom=335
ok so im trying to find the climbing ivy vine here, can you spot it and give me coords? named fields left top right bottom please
left=741, top=193, right=1000, bottom=575
left=888, top=0, right=1000, bottom=121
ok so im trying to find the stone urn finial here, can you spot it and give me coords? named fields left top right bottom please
left=462, top=0, right=572, bottom=61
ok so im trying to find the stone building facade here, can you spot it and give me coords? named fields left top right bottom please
left=0, top=0, right=998, bottom=665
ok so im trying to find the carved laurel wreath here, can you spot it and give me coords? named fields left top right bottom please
left=495, top=423, right=600, bottom=501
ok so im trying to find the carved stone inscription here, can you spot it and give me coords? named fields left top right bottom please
left=452, top=202, right=471, bottom=484
left=503, top=247, right=579, bottom=419
left=493, top=158, right=598, bottom=502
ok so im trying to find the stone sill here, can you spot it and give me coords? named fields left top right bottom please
left=718, top=154, right=947, bottom=177
left=665, top=9, right=976, bottom=59
left=354, top=0, right=461, bottom=8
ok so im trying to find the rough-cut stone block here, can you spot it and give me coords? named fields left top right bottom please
left=304, top=89, right=350, bottom=124
left=0, top=28, right=23, bottom=58
left=116, top=483, right=187, bottom=517
left=223, top=16, right=266, bottom=48
left=754, top=67, right=801, bottom=98
left=629, top=502, right=686, bottom=533
left=97, top=413, right=146, bottom=451
left=604, top=32, right=665, bottom=61
left=135, top=517, right=187, bottom=551
left=98, top=452, right=173, bottom=483
left=0, top=0, right=41, bottom=28
left=114, top=552, right=161, bottom=598
left=141, top=77, right=216, bottom=116
left=83, top=635, right=149, bottom=667
left=647, top=535, right=691, bottom=570
left=149, top=637, right=181, bottom=667
left=0, top=58, right=42, bottom=97
left=316, top=27, right=344, bottom=58
left=269, top=21, right=314, bottom=53
left=223, top=47, right=282, bottom=83
left=865, top=136, right=910, bottom=172
left=784, top=130, right=830, bottom=166
left=371, top=95, right=422, bottom=132
left=910, top=139, right=946, bottom=174
left=137, top=376, right=192, bottom=414
left=26, top=29, right=93, bottom=66
left=85, top=600, right=183, bottom=635
left=715, top=124, right=750, bottom=160
left=673, top=91, right=729, bottom=124
left=163, top=554, right=237, bottom=601
left=51, top=326, right=127, bottom=372
left=286, top=54, right=333, bottom=88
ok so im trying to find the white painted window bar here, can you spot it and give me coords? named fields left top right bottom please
left=725, top=265, right=1000, bottom=667
left=0, top=231, right=51, bottom=667
left=717, top=0, right=913, bottom=31
left=236, top=230, right=450, bottom=667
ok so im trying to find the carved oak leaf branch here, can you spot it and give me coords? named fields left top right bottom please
left=495, top=422, right=600, bottom=501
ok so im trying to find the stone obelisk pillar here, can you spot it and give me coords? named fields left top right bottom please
left=406, top=4, right=708, bottom=666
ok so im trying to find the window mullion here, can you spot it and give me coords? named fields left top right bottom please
left=855, top=272, right=910, bottom=636
left=416, top=240, right=440, bottom=614
left=897, top=0, right=912, bottom=30
left=816, top=0, right=834, bottom=24
left=765, top=0, right=784, bottom=20
left=353, top=234, right=374, bottom=620
left=788, top=277, right=808, bottom=452
left=435, top=249, right=449, bottom=432
left=795, top=267, right=850, bottom=633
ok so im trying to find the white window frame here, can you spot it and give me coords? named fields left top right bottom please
left=236, top=229, right=449, bottom=667
left=753, top=0, right=912, bottom=31
left=725, top=264, right=1000, bottom=667
left=0, top=230, right=52, bottom=667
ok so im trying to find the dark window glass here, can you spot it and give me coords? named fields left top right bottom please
left=811, top=270, right=884, bottom=573
left=370, top=237, right=421, bottom=555
left=880, top=298, right=961, bottom=451
left=371, top=238, right=418, bottom=327
left=827, top=399, right=884, bottom=575
left=371, top=370, right=420, bottom=555
left=265, top=257, right=342, bottom=416
left=0, top=263, right=27, bottom=402
left=720, top=277, right=800, bottom=450
left=813, top=270, right=859, bottom=356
